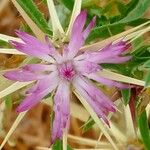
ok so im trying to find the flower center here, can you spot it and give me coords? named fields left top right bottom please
left=58, top=61, right=76, bottom=81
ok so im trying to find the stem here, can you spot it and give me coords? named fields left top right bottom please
left=63, top=128, right=67, bottom=150
left=0, top=48, right=26, bottom=55
left=74, top=90, right=118, bottom=150
left=0, top=34, right=21, bottom=42
left=0, top=81, right=34, bottom=100
left=97, top=69, right=145, bottom=86
left=11, top=0, right=45, bottom=41
left=65, top=0, right=82, bottom=40
left=80, top=21, right=150, bottom=51
left=124, top=105, right=136, bottom=139
left=68, top=134, right=111, bottom=147
left=0, top=111, right=27, bottom=150
left=47, top=0, right=64, bottom=39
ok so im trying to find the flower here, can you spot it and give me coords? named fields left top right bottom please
left=4, top=11, right=131, bottom=142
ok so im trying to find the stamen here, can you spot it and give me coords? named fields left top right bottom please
left=58, top=61, right=76, bottom=81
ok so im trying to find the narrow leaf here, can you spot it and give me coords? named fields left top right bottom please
left=52, top=140, right=62, bottom=150
left=52, top=139, right=73, bottom=150
left=144, top=71, right=150, bottom=88
left=46, top=0, right=64, bottom=38
left=65, top=0, right=82, bottom=40
left=11, top=0, right=46, bottom=41
left=74, top=90, right=118, bottom=150
left=87, top=23, right=124, bottom=42
left=82, top=118, right=95, bottom=133
left=4, top=95, right=13, bottom=109
left=119, top=0, right=150, bottom=23
left=0, top=81, right=34, bottom=100
left=121, top=89, right=131, bottom=105
left=16, top=0, right=52, bottom=35
left=97, top=70, right=145, bottom=86
left=0, top=48, right=26, bottom=55
left=0, top=34, right=21, bottom=43
left=81, top=21, right=150, bottom=51
left=143, top=60, right=150, bottom=68
left=59, top=0, right=74, bottom=10
left=138, top=111, right=150, bottom=150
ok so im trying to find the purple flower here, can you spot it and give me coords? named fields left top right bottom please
left=4, top=11, right=131, bottom=142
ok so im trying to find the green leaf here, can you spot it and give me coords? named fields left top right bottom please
left=127, top=18, right=150, bottom=26
left=132, top=37, right=144, bottom=50
left=67, top=145, right=73, bottom=150
left=52, top=140, right=62, bottom=150
left=59, top=0, right=74, bottom=10
left=52, top=139, right=73, bottom=150
left=17, top=0, right=52, bottom=34
left=138, top=111, right=150, bottom=150
left=4, top=95, right=13, bottom=109
left=121, top=89, right=131, bottom=105
left=143, top=60, right=150, bottom=68
left=116, top=1, right=127, bottom=16
left=56, top=4, right=71, bottom=29
left=144, top=71, right=150, bottom=88
left=102, top=44, right=150, bottom=81
left=0, top=40, right=9, bottom=47
left=59, top=0, right=99, bottom=10
left=82, top=117, right=95, bottom=133
left=87, top=23, right=124, bottom=42
left=21, top=57, right=40, bottom=65
left=118, top=0, right=150, bottom=23
left=88, top=7, right=103, bottom=17
left=101, top=58, right=144, bottom=80
left=120, top=0, right=137, bottom=17
left=82, top=0, right=99, bottom=8
left=132, top=45, right=150, bottom=57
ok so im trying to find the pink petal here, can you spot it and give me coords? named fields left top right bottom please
left=45, top=35, right=62, bottom=62
left=73, top=76, right=116, bottom=125
left=74, top=60, right=100, bottom=74
left=73, top=77, right=112, bottom=125
left=86, top=73, right=130, bottom=89
left=17, top=89, right=49, bottom=112
left=67, top=11, right=87, bottom=58
left=15, top=30, right=41, bottom=44
left=84, top=42, right=131, bottom=63
left=99, top=56, right=132, bottom=64
left=79, top=86, right=109, bottom=125
left=23, top=64, right=56, bottom=72
left=71, top=11, right=87, bottom=38
left=52, top=108, right=62, bottom=141
left=77, top=77, right=116, bottom=111
left=75, top=41, right=130, bottom=63
left=10, top=40, right=54, bottom=62
left=15, top=30, right=62, bottom=62
left=52, top=82, right=70, bottom=142
left=26, top=71, right=59, bottom=94
left=85, top=49, right=124, bottom=63
left=15, top=30, right=55, bottom=54
left=17, top=72, right=59, bottom=112
left=67, top=13, right=96, bottom=59
left=4, top=69, right=45, bottom=82
left=101, top=41, right=130, bottom=52
left=67, top=32, right=84, bottom=59
left=83, top=16, right=96, bottom=39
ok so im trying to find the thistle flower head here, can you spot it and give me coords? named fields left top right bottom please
left=4, top=11, right=131, bottom=142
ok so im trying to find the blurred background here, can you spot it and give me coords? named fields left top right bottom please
left=0, top=0, right=150, bottom=150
